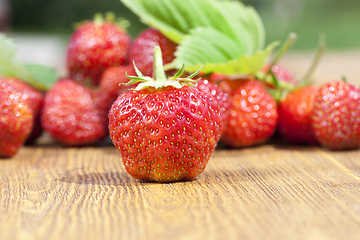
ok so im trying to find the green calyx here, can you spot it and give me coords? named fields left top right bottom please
left=74, top=12, right=130, bottom=30
left=123, top=46, right=201, bottom=91
left=94, top=12, right=130, bottom=29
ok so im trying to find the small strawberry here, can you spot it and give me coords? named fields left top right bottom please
left=221, top=79, right=278, bottom=148
left=311, top=81, right=360, bottom=150
left=262, top=64, right=299, bottom=89
left=42, top=79, right=113, bottom=146
left=0, top=78, right=43, bottom=157
left=197, top=78, right=230, bottom=135
left=109, top=46, right=222, bottom=182
left=66, top=13, right=131, bottom=86
left=278, top=85, right=319, bottom=144
left=99, top=65, right=136, bottom=98
left=128, top=28, right=177, bottom=77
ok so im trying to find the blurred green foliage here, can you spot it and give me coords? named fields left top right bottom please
left=9, top=0, right=147, bottom=38
left=8, top=0, right=360, bottom=50
left=257, top=0, right=360, bottom=50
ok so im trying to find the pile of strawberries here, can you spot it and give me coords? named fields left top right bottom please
left=1, top=14, right=359, bottom=182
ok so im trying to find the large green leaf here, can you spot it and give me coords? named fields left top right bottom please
left=176, top=41, right=280, bottom=75
left=0, top=33, right=57, bottom=91
left=121, top=0, right=264, bottom=51
left=121, top=0, right=273, bottom=75
left=172, top=27, right=243, bottom=65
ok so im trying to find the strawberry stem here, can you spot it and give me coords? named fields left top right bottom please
left=302, top=33, right=326, bottom=81
left=153, top=46, right=167, bottom=87
left=269, top=32, right=297, bottom=71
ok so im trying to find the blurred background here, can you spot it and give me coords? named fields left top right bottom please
left=2, top=0, right=360, bottom=49
left=1, top=0, right=360, bottom=81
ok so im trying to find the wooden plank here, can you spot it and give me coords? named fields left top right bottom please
left=1, top=139, right=360, bottom=240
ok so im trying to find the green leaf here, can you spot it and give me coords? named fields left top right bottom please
left=172, top=27, right=243, bottom=66
left=24, top=64, right=58, bottom=90
left=0, top=34, right=34, bottom=83
left=121, top=0, right=185, bottom=43
left=0, top=33, right=57, bottom=91
left=121, top=0, right=264, bottom=53
left=178, top=41, right=280, bottom=75
left=121, top=0, right=272, bottom=76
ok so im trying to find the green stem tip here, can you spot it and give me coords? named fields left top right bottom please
left=153, top=46, right=167, bottom=85
left=269, top=32, right=297, bottom=70
left=302, top=32, right=326, bottom=81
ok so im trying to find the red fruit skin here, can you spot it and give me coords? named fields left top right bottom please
left=42, top=79, right=113, bottom=146
left=66, top=21, right=131, bottom=86
left=221, top=80, right=278, bottom=147
left=128, top=28, right=177, bottom=77
left=25, top=99, right=44, bottom=145
left=311, top=81, right=360, bottom=150
left=197, top=79, right=230, bottom=135
left=0, top=78, right=42, bottom=157
left=278, top=85, right=319, bottom=144
left=99, top=65, right=136, bottom=97
left=218, top=78, right=246, bottom=95
left=208, top=73, right=227, bottom=82
left=108, top=86, right=223, bottom=182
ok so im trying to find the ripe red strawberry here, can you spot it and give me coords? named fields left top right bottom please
left=66, top=13, right=131, bottom=86
left=197, top=78, right=230, bottom=135
left=311, top=81, right=360, bottom=150
left=128, top=28, right=177, bottom=77
left=221, top=79, right=278, bottom=147
left=0, top=78, right=43, bottom=157
left=278, top=85, right=319, bottom=144
left=42, top=79, right=113, bottom=146
left=109, top=46, right=222, bottom=182
left=99, top=65, right=136, bottom=97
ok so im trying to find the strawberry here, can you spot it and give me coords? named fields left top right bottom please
left=99, top=65, right=136, bottom=98
left=263, top=64, right=299, bottom=89
left=66, top=13, right=131, bottom=86
left=221, top=79, right=278, bottom=148
left=42, top=79, right=113, bottom=146
left=196, top=78, right=230, bottom=135
left=278, top=85, right=319, bottom=144
left=311, top=81, right=360, bottom=150
left=0, top=78, right=43, bottom=157
left=128, top=28, right=177, bottom=77
left=109, top=46, right=222, bottom=182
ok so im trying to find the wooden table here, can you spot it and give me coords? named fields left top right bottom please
left=1, top=139, right=360, bottom=240
left=1, top=38, right=360, bottom=239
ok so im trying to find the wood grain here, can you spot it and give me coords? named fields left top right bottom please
left=1, top=138, right=360, bottom=240
left=2, top=43, right=360, bottom=240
